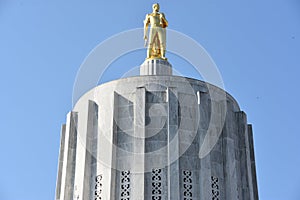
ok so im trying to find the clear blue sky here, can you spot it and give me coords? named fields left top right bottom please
left=1, top=0, right=300, bottom=199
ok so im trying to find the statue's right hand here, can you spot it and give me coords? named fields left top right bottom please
left=144, top=35, right=148, bottom=40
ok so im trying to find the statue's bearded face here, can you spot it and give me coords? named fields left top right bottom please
left=153, top=4, right=159, bottom=12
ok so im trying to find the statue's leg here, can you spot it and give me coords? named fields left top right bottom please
left=147, top=28, right=155, bottom=59
left=160, top=42, right=166, bottom=59
left=147, top=47, right=151, bottom=59
left=158, top=28, right=166, bottom=59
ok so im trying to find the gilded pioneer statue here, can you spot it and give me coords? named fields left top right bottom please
left=144, top=3, right=168, bottom=60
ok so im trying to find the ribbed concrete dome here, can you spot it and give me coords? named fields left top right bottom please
left=56, top=75, right=258, bottom=200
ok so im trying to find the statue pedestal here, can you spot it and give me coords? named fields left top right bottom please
left=140, top=59, right=172, bottom=76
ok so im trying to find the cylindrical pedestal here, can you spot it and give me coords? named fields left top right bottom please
left=140, top=59, right=172, bottom=75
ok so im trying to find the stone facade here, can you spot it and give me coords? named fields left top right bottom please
left=56, top=67, right=258, bottom=200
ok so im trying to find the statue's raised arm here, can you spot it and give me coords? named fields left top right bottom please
left=143, top=3, right=168, bottom=60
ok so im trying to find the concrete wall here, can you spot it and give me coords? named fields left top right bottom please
left=56, top=76, right=259, bottom=200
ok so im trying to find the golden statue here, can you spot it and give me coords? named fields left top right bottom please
left=144, top=3, right=168, bottom=60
